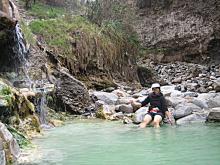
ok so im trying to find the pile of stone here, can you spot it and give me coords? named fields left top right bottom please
left=151, top=62, right=220, bottom=93
left=89, top=85, right=220, bottom=125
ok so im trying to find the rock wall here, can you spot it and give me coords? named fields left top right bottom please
left=0, top=0, right=23, bottom=72
left=135, top=0, right=220, bottom=64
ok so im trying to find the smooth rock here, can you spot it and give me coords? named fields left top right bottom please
left=0, top=150, right=6, bottom=165
left=118, top=104, right=133, bottom=113
left=92, top=91, right=118, bottom=105
left=176, top=113, right=207, bottom=125
left=133, top=107, right=148, bottom=123
left=173, top=103, right=201, bottom=119
left=207, top=107, right=220, bottom=122
left=112, top=89, right=128, bottom=98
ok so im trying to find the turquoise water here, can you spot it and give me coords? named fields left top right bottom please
left=24, top=120, right=220, bottom=165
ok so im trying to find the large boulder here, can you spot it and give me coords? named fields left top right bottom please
left=133, top=107, right=148, bottom=123
left=207, top=107, right=220, bottom=122
left=55, top=70, right=91, bottom=114
left=176, top=113, right=207, bottom=125
left=173, top=103, right=202, bottom=119
left=91, top=91, right=118, bottom=105
left=207, top=93, right=220, bottom=108
left=117, top=104, right=133, bottom=113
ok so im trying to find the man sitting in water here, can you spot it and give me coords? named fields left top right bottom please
left=131, top=83, right=173, bottom=128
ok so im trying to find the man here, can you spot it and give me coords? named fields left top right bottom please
left=132, top=83, right=173, bottom=128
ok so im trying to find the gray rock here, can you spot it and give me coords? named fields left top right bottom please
left=183, top=92, right=198, bottom=97
left=55, top=70, right=90, bottom=114
left=117, top=97, right=133, bottom=105
left=0, top=150, right=6, bottom=165
left=173, top=103, right=201, bottom=119
left=0, top=123, right=13, bottom=142
left=123, top=117, right=133, bottom=124
left=0, top=99, right=8, bottom=107
left=207, top=107, right=220, bottom=122
left=166, top=97, right=186, bottom=107
left=112, top=89, right=129, bottom=98
left=9, top=138, right=20, bottom=159
left=172, top=77, right=182, bottom=83
left=118, top=104, right=133, bottom=113
left=207, top=94, right=220, bottom=108
left=93, top=91, right=118, bottom=105
left=191, top=98, right=208, bottom=109
left=213, top=78, right=220, bottom=92
left=176, top=113, right=207, bottom=125
left=133, top=107, right=148, bottom=123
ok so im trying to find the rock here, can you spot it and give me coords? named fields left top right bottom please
left=123, top=117, right=133, bottom=124
left=0, top=122, right=20, bottom=164
left=117, top=97, right=134, bottom=105
left=92, top=91, right=118, bottom=105
left=0, top=123, right=13, bottom=142
left=118, top=104, right=133, bottom=113
left=95, top=103, right=115, bottom=119
left=207, top=93, right=220, bottom=108
left=176, top=113, right=207, bottom=125
left=166, top=97, right=186, bottom=107
left=172, top=77, right=182, bottom=83
left=161, top=85, right=182, bottom=97
left=207, top=107, right=220, bottom=122
left=173, top=103, right=202, bottom=119
left=102, top=87, right=115, bottom=92
left=49, top=119, right=64, bottom=127
left=191, top=98, right=209, bottom=109
left=111, top=112, right=124, bottom=120
left=213, top=78, right=220, bottom=92
left=112, top=89, right=129, bottom=98
left=55, top=70, right=90, bottom=114
left=0, top=150, right=6, bottom=165
left=183, top=92, right=198, bottom=97
left=0, top=99, right=8, bottom=107
left=9, top=138, right=20, bottom=159
left=133, top=107, right=148, bottom=123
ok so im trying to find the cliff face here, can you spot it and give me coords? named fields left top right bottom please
left=135, top=0, right=220, bottom=64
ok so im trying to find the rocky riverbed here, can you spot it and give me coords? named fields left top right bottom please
left=89, top=84, right=220, bottom=125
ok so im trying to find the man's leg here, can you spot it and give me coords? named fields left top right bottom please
left=153, top=115, right=162, bottom=128
left=139, top=114, right=152, bottom=128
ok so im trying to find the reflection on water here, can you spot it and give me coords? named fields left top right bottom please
left=19, top=120, right=220, bottom=165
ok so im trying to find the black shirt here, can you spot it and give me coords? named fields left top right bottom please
left=141, top=92, right=168, bottom=115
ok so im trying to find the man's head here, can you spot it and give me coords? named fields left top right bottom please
left=151, top=83, right=160, bottom=94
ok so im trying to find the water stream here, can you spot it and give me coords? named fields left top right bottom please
left=14, top=23, right=48, bottom=125
left=19, top=120, right=220, bottom=165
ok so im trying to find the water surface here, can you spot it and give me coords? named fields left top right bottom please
left=21, top=120, right=220, bottom=165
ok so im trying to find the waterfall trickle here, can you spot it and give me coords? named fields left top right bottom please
left=14, top=22, right=33, bottom=89
left=14, top=22, right=52, bottom=127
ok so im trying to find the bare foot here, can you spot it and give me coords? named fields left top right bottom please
left=139, top=122, right=147, bottom=128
